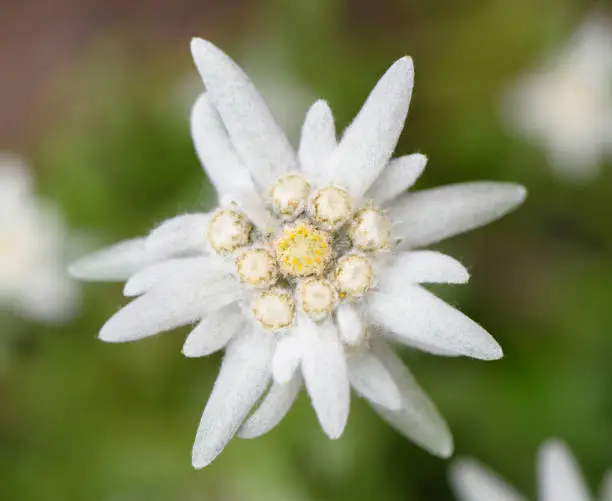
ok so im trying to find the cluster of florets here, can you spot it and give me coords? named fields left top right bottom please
left=207, top=173, right=392, bottom=331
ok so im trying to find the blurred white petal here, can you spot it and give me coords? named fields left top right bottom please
left=272, top=333, right=302, bottom=384
left=325, top=57, right=414, bottom=198
left=145, top=213, right=211, bottom=259
left=600, top=470, right=612, bottom=501
left=538, top=440, right=591, bottom=501
left=298, top=100, right=337, bottom=182
left=299, top=315, right=350, bottom=439
left=368, top=287, right=502, bottom=360
left=450, top=458, right=527, bottom=501
left=192, top=329, right=274, bottom=468
left=388, top=182, right=526, bottom=249
left=190, top=38, right=297, bottom=190
left=366, top=153, right=427, bottom=204
left=238, top=373, right=302, bottom=439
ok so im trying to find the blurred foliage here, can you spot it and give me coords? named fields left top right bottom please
left=2, top=0, right=612, bottom=500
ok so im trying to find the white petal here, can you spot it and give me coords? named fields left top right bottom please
left=366, top=153, right=427, bottom=204
left=272, top=333, right=302, bottom=384
left=368, top=287, right=502, bottom=360
left=299, top=316, right=350, bottom=439
left=192, top=329, right=274, bottom=468
left=190, top=38, right=297, bottom=190
left=538, top=440, right=591, bottom=501
left=238, top=373, right=302, bottom=439
left=182, top=304, right=245, bottom=357
left=389, top=182, right=527, bottom=249
left=600, top=470, right=612, bottom=501
left=68, top=238, right=151, bottom=282
left=450, top=458, right=527, bottom=501
left=347, top=350, right=401, bottom=411
left=190, top=93, right=255, bottom=198
left=123, top=257, right=229, bottom=297
left=99, top=262, right=239, bottom=343
left=378, top=250, right=469, bottom=288
left=145, top=213, right=211, bottom=259
left=298, top=99, right=337, bottom=182
left=370, top=338, right=453, bottom=458
left=325, top=56, right=414, bottom=198
left=336, top=303, right=365, bottom=346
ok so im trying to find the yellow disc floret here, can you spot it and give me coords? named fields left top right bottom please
left=208, top=208, right=252, bottom=254
left=252, top=289, right=295, bottom=330
left=235, top=248, right=278, bottom=287
left=334, top=254, right=374, bottom=297
left=274, top=221, right=333, bottom=278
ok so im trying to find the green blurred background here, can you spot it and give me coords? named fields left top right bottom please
left=2, top=0, right=612, bottom=499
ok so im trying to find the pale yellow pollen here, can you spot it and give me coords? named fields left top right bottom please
left=334, top=254, right=374, bottom=297
left=208, top=208, right=252, bottom=254
left=310, top=186, right=352, bottom=230
left=274, top=222, right=333, bottom=278
left=349, top=207, right=392, bottom=251
left=235, top=248, right=278, bottom=287
left=252, top=289, right=295, bottom=330
left=269, top=174, right=311, bottom=219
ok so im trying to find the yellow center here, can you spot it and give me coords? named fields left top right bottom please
left=274, top=222, right=333, bottom=277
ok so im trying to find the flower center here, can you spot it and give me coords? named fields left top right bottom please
left=299, top=278, right=338, bottom=318
left=334, top=254, right=373, bottom=297
left=252, top=289, right=295, bottom=329
left=208, top=208, right=252, bottom=254
left=269, top=174, right=311, bottom=219
left=235, top=248, right=277, bottom=287
left=310, top=186, right=352, bottom=230
left=349, top=207, right=392, bottom=251
left=274, top=222, right=332, bottom=277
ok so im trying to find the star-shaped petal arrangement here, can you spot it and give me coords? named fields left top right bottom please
left=69, top=38, right=526, bottom=468
left=450, top=439, right=612, bottom=501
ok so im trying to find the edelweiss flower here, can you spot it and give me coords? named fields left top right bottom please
left=69, top=39, right=526, bottom=468
left=1, top=153, right=78, bottom=322
left=503, top=13, right=612, bottom=180
left=450, top=439, right=612, bottom=501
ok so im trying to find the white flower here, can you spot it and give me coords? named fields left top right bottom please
left=450, top=439, right=612, bottom=501
left=0, top=153, right=78, bottom=322
left=69, top=38, right=526, bottom=468
left=503, top=12, right=612, bottom=181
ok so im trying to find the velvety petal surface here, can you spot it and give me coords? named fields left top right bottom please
left=366, top=153, right=427, bottom=204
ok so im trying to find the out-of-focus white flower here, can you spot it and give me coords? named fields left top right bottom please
left=450, top=439, right=612, bottom=501
left=0, top=154, right=78, bottom=322
left=503, top=13, right=612, bottom=180
left=70, top=39, right=526, bottom=468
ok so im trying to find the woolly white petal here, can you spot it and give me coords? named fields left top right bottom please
left=450, top=458, right=527, bottom=501
left=238, top=373, right=302, bottom=439
left=347, top=350, right=401, bottom=411
left=99, top=262, right=240, bottom=343
left=68, top=238, right=150, bottom=282
left=389, top=182, right=526, bottom=249
left=368, top=287, right=502, bottom=360
left=336, top=303, right=365, bottom=346
left=182, top=304, right=245, bottom=357
left=272, top=333, right=302, bottom=384
left=298, top=100, right=337, bottom=181
left=539, top=440, right=591, bottom=501
left=190, top=38, right=296, bottom=190
left=366, top=153, right=427, bottom=204
left=370, top=339, right=453, bottom=457
left=299, top=316, right=350, bottom=439
left=378, top=250, right=469, bottom=288
left=325, top=56, right=414, bottom=198
left=145, top=213, right=211, bottom=259
left=191, top=329, right=274, bottom=468
left=191, top=93, right=255, bottom=198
